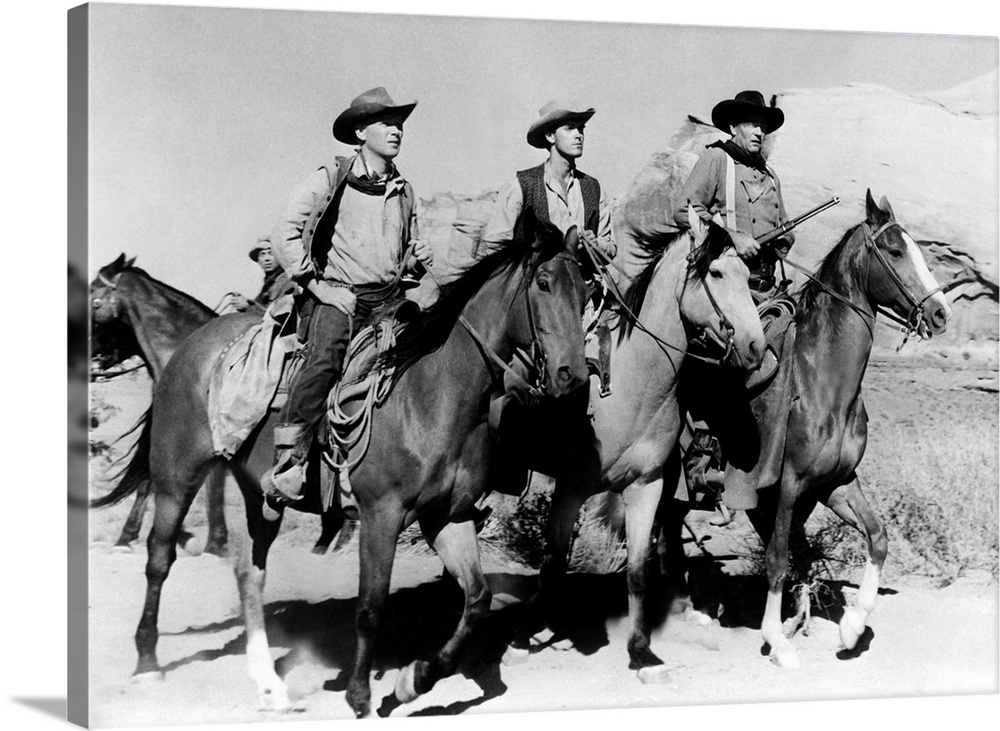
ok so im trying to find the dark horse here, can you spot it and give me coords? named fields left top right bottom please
left=90, top=256, right=350, bottom=555
left=667, top=191, right=951, bottom=668
left=109, top=225, right=590, bottom=717
left=90, top=255, right=228, bottom=555
left=503, top=212, right=766, bottom=680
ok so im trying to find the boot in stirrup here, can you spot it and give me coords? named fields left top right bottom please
left=261, top=423, right=308, bottom=521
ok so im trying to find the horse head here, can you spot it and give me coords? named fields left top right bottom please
left=682, top=211, right=766, bottom=371
left=861, top=190, right=951, bottom=338
left=507, top=220, right=589, bottom=398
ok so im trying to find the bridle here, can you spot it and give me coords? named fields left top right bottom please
left=777, top=219, right=943, bottom=344
left=862, top=220, right=943, bottom=339
left=91, top=271, right=123, bottom=319
left=579, top=232, right=740, bottom=368
left=458, top=251, right=582, bottom=399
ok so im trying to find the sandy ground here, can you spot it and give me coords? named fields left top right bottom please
left=83, top=358, right=999, bottom=726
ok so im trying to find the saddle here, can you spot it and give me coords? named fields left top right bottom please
left=207, top=296, right=417, bottom=515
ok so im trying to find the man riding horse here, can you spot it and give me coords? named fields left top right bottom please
left=675, top=89, right=794, bottom=389
left=673, top=90, right=795, bottom=512
left=262, top=87, right=433, bottom=514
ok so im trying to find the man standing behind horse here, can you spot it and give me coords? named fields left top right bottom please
left=262, top=87, right=433, bottom=513
left=674, top=89, right=793, bottom=388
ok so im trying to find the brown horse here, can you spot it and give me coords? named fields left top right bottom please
left=90, top=255, right=229, bottom=555
left=666, top=191, right=952, bottom=668
left=113, top=225, right=590, bottom=717
left=90, top=256, right=352, bottom=555
left=502, top=213, right=766, bottom=680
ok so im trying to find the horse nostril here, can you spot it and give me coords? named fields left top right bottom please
left=556, top=365, right=573, bottom=385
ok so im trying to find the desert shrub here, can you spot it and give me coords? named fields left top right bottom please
left=567, top=501, right=627, bottom=574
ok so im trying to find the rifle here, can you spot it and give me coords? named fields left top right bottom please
left=756, top=196, right=840, bottom=247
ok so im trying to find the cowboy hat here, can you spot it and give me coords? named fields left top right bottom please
left=249, top=234, right=271, bottom=262
left=332, top=87, right=417, bottom=145
left=711, top=90, right=784, bottom=133
left=526, top=101, right=596, bottom=149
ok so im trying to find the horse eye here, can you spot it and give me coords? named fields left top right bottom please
left=889, top=248, right=904, bottom=259
left=710, top=268, right=723, bottom=279
left=537, top=277, right=551, bottom=292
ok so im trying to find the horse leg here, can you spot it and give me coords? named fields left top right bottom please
left=821, top=475, right=887, bottom=651
left=623, top=477, right=669, bottom=682
left=760, top=478, right=802, bottom=669
left=783, top=494, right=819, bottom=638
left=346, top=504, right=404, bottom=718
left=227, top=463, right=290, bottom=710
left=134, top=481, right=200, bottom=678
left=504, top=463, right=594, bottom=665
left=203, top=463, right=229, bottom=557
left=116, top=478, right=150, bottom=548
left=311, top=509, right=357, bottom=555
left=395, top=519, right=492, bottom=705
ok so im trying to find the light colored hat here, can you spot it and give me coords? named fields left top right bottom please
left=526, top=101, right=595, bottom=149
left=711, top=90, right=784, bottom=133
left=332, top=87, right=417, bottom=145
left=249, top=234, right=270, bottom=262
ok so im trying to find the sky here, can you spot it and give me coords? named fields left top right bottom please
left=81, top=1, right=999, bottom=305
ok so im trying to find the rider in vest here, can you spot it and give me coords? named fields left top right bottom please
left=481, top=100, right=615, bottom=261
left=675, top=89, right=793, bottom=390
left=262, top=87, right=433, bottom=516
left=481, top=100, right=617, bottom=396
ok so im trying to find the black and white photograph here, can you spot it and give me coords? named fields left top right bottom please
left=9, top=1, right=1000, bottom=730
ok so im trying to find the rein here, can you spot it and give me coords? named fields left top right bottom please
left=776, top=219, right=942, bottom=345
left=578, top=233, right=736, bottom=367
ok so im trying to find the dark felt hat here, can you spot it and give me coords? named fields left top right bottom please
left=711, top=90, right=784, bottom=133
left=332, top=87, right=417, bottom=145
left=526, top=101, right=596, bottom=149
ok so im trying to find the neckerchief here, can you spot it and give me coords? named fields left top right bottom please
left=709, top=139, right=768, bottom=173
left=346, top=154, right=398, bottom=196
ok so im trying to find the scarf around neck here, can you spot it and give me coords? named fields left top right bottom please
left=346, top=155, right=398, bottom=196
left=709, top=139, right=768, bottom=172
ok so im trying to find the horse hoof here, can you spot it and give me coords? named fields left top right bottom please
left=394, top=662, right=421, bottom=704
left=257, top=688, right=292, bottom=712
left=839, top=609, right=866, bottom=650
left=637, top=664, right=670, bottom=684
left=502, top=645, right=530, bottom=666
left=131, top=670, right=164, bottom=684
left=769, top=647, right=801, bottom=669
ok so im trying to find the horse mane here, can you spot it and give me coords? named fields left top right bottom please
left=794, top=223, right=861, bottom=320
left=616, top=222, right=732, bottom=343
left=99, top=256, right=217, bottom=319
left=375, top=224, right=561, bottom=375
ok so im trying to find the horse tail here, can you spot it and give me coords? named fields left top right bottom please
left=90, top=408, right=153, bottom=509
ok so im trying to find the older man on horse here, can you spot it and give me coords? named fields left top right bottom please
left=675, top=89, right=794, bottom=388
left=262, top=87, right=433, bottom=513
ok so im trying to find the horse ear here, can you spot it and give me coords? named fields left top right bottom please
left=125, top=256, right=136, bottom=268
left=564, top=226, right=580, bottom=256
left=878, top=195, right=895, bottom=219
left=113, top=253, right=126, bottom=269
left=865, top=189, right=884, bottom=224
left=687, top=205, right=707, bottom=247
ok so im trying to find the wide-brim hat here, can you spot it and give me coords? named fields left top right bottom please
left=332, top=87, right=417, bottom=145
left=249, top=235, right=270, bottom=262
left=711, top=90, right=784, bottom=133
left=526, top=101, right=596, bottom=149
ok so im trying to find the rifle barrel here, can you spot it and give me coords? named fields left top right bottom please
left=756, top=196, right=840, bottom=245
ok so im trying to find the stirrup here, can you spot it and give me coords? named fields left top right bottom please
left=260, top=461, right=305, bottom=522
